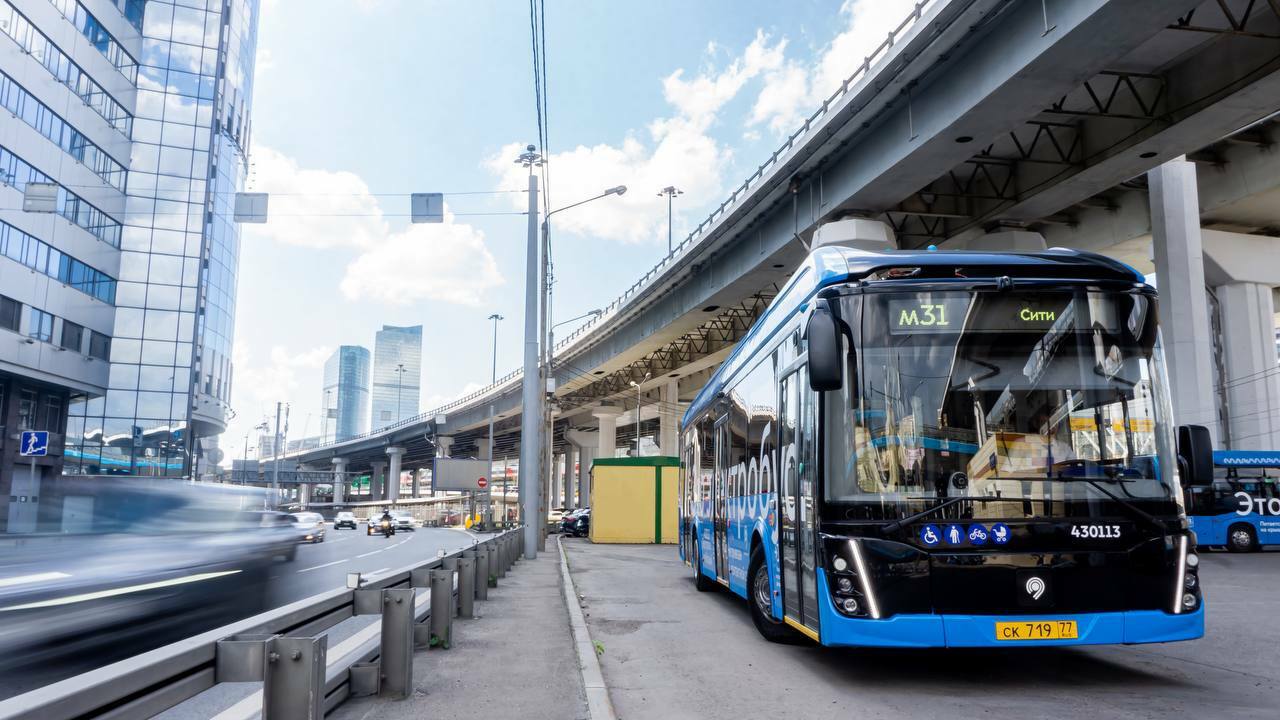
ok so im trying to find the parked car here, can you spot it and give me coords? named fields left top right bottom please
left=334, top=511, right=358, bottom=529
left=289, top=512, right=326, bottom=543
left=547, top=507, right=567, bottom=531
left=562, top=508, right=590, bottom=537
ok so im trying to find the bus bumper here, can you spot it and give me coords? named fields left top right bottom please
left=816, top=575, right=1205, bottom=647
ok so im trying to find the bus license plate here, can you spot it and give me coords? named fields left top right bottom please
left=995, top=620, right=1078, bottom=641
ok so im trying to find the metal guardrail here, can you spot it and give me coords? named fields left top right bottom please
left=297, top=0, right=948, bottom=457
left=0, top=528, right=526, bottom=720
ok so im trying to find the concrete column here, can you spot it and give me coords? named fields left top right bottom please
left=659, top=379, right=683, bottom=456
left=411, top=468, right=421, bottom=498
left=331, top=457, right=347, bottom=505
left=436, top=436, right=454, bottom=458
left=592, top=405, right=623, bottom=460
left=385, top=447, right=404, bottom=502
left=1150, top=158, right=1219, bottom=443
left=548, top=453, right=562, bottom=510
left=1216, top=282, right=1280, bottom=449
left=562, top=444, right=577, bottom=511
left=370, top=461, right=386, bottom=502
left=299, top=483, right=311, bottom=508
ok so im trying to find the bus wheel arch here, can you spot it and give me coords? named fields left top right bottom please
left=1227, top=523, right=1258, bottom=553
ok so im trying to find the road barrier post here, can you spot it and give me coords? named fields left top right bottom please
left=429, top=569, right=453, bottom=649
left=476, top=546, right=490, bottom=598
left=458, top=555, right=476, bottom=618
left=379, top=588, right=416, bottom=699
left=216, top=633, right=327, bottom=720
left=496, top=538, right=508, bottom=579
left=486, top=544, right=499, bottom=587
left=443, top=556, right=460, bottom=616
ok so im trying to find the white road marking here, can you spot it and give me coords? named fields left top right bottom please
left=366, top=567, right=390, bottom=577
left=356, top=549, right=383, bottom=558
left=296, top=559, right=347, bottom=573
left=0, top=571, right=70, bottom=588
left=0, top=571, right=240, bottom=611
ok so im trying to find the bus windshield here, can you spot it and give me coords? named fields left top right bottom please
left=825, top=288, right=1181, bottom=516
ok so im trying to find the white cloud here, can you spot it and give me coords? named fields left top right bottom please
left=224, top=342, right=331, bottom=463
left=339, top=211, right=503, bottom=306
left=242, top=147, right=505, bottom=305
left=750, top=0, right=917, bottom=135
left=487, top=32, right=787, bottom=246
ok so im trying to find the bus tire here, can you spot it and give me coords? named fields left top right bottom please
left=748, top=546, right=799, bottom=644
left=694, top=543, right=716, bottom=592
left=1227, top=523, right=1257, bottom=553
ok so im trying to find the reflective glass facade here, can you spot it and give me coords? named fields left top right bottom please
left=323, top=346, right=371, bottom=443
left=65, top=0, right=260, bottom=478
left=372, top=325, right=422, bottom=429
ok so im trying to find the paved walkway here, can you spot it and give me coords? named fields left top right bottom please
left=560, top=538, right=1278, bottom=720
left=331, top=549, right=587, bottom=720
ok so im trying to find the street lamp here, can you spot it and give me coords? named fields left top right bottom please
left=629, top=372, right=652, bottom=456
left=657, top=186, right=683, bottom=254
left=322, top=389, right=332, bottom=443
left=532, top=184, right=626, bottom=554
left=393, top=363, right=407, bottom=423
left=487, top=312, right=503, bottom=528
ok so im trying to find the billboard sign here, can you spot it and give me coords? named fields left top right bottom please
left=433, top=458, right=491, bottom=491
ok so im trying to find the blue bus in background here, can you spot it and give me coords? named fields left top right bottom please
left=677, top=236, right=1207, bottom=648
left=1186, top=451, right=1280, bottom=552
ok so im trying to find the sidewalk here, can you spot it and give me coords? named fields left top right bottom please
left=330, top=548, right=587, bottom=720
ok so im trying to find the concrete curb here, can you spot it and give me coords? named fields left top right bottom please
left=557, top=536, right=618, bottom=720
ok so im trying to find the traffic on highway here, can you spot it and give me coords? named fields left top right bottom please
left=0, top=481, right=474, bottom=701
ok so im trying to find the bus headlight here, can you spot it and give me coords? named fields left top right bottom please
left=836, top=576, right=854, bottom=593
left=1185, top=552, right=1199, bottom=569
left=840, top=597, right=859, bottom=614
left=1183, top=574, right=1197, bottom=591
left=1181, top=593, right=1198, bottom=610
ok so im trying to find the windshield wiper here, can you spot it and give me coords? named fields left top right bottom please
left=1049, top=474, right=1175, bottom=534
left=881, top=496, right=998, bottom=533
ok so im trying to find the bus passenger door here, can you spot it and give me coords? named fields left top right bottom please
left=714, top=417, right=730, bottom=583
left=779, top=367, right=820, bottom=638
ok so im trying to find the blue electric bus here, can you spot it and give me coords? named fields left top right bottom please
left=677, top=241, right=1208, bottom=647
left=1186, top=450, right=1280, bottom=552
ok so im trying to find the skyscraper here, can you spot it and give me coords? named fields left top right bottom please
left=59, top=0, right=261, bottom=480
left=322, top=345, right=370, bottom=443
left=371, top=325, right=421, bottom=429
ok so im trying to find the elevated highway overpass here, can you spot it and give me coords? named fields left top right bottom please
left=291, top=0, right=1280, bottom=509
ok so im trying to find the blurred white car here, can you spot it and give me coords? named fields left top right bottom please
left=289, top=512, right=326, bottom=543
left=334, top=511, right=358, bottom=529
left=391, top=511, right=417, bottom=531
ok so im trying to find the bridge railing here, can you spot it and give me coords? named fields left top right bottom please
left=297, top=0, right=946, bottom=458
left=0, top=528, right=525, bottom=720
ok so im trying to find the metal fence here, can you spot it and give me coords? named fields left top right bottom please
left=0, top=528, right=526, bottom=720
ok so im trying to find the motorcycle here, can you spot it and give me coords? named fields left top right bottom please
left=379, top=519, right=395, bottom=537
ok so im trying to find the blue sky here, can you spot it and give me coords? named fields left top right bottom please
left=227, top=0, right=916, bottom=453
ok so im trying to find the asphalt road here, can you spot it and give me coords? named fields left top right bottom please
left=0, top=525, right=475, bottom=702
left=564, top=542, right=1279, bottom=720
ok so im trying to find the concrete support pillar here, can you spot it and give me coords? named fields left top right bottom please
left=1216, top=282, right=1280, bottom=449
left=562, top=444, right=577, bottom=511
left=548, top=453, right=561, bottom=510
left=1150, top=158, right=1219, bottom=443
left=299, top=483, right=311, bottom=508
left=370, top=461, right=386, bottom=501
left=564, top=429, right=598, bottom=509
left=332, top=457, right=347, bottom=505
left=411, top=468, right=421, bottom=498
left=659, top=379, right=683, bottom=456
left=385, top=446, right=404, bottom=503
left=436, top=436, right=454, bottom=458
left=593, top=405, right=622, bottom=460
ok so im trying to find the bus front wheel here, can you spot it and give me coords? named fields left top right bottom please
left=1228, top=524, right=1258, bottom=553
left=748, top=546, right=800, bottom=644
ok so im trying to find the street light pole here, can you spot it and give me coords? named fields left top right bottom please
left=517, top=145, right=543, bottom=559
left=658, top=186, right=683, bottom=254
left=486, top=312, right=502, bottom=529
left=394, top=363, right=406, bottom=423
left=629, top=372, right=651, bottom=456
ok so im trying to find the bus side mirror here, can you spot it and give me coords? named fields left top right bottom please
left=807, top=301, right=843, bottom=392
left=1177, top=425, right=1213, bottom=487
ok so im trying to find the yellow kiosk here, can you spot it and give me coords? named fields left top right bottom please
left=588, top=457, right=679, bottom=544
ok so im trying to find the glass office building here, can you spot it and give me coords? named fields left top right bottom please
left=322, top=345, right=370, bottom=443
left=371, top=325, right=421, bottom=429
left=62, top=0, right=261, bottom=478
